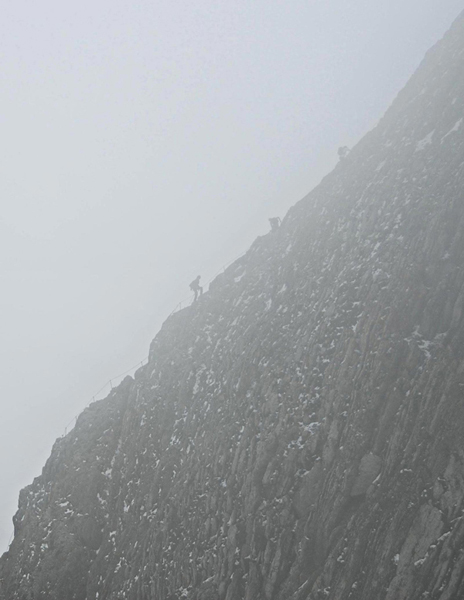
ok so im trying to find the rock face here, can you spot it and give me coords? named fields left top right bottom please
left=2, top=11, right=464, bottom=600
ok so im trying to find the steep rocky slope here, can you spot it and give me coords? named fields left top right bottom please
left=2, top=11, right=464, bottom=600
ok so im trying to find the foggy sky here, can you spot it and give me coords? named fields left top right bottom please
left=1, top=0, right=462, bottom=552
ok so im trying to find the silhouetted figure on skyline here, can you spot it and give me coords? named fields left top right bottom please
left=338, top=146, right=350, bottom=160
left=269, top=217, right=281, bottom=232
left=190, top=276, right=203, bottom=302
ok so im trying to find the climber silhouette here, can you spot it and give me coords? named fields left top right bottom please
left=338, top=146, right=350, bottom=160
left=190, top=276, right=203, bottom=302
left=269, top=217, right=281, bottom=232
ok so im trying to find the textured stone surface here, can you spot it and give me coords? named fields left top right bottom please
left=2, top=10, right=464, bottom=600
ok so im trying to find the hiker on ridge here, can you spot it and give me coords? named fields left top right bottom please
left=190, top=276, right=203, bottom=302
left=269, top=217, right=281, bottom=232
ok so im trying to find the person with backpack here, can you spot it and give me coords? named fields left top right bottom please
left=190, top=275, right=203, bottom=301
left=269, top=217, right=281, bottom=232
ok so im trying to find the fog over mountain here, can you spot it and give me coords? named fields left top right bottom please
left=2, top=7, right=464, bottom=600
left=3, top=1, right=462, bottom=557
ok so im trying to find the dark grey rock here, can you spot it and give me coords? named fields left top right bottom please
left=2, top=10, right=464, bottom=600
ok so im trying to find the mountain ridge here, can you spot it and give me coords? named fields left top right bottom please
left=2, top=10, right=464, bottom=600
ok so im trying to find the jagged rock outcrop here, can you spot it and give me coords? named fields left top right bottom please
left=2, top=11, right=464, bottom=600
